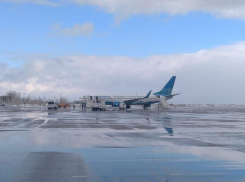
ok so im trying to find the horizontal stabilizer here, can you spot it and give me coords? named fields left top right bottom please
left=165, top=93, right=181, bottom=98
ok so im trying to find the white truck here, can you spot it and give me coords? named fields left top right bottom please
left=47, top=100, right=58, bottom=110
left=0, top=101, right=5, bottom=106
left=85, top=96, right=106, bottom=111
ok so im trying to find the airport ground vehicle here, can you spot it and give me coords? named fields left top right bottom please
left=58, top=103, right=70, bottom=108
left=0, top=101, right=5, bottom=106
left=85, top=96, right=106, bottom=111
left=47, top=100, right=59, bottom=110
left=119, top=103, right=126, bottom=110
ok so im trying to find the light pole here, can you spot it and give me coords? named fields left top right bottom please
left=18, top=92, right=21, bottom=105
left=23, top=93, right=25, bottom=106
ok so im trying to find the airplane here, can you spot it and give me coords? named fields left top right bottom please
left=80, top=76, right=179, bottom=109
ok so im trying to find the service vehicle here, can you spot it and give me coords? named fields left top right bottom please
left=47, top=100, right=58, bottom=110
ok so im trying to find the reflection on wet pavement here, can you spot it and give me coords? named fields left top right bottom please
left=1, top=105, right=245, bottom=181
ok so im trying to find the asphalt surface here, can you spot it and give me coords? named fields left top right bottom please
left=1, top=105, right=245, bottom=182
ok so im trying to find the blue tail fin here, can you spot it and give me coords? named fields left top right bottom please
left=153, top=76, right=176, bottom=96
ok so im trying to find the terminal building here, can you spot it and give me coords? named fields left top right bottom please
left=0, top=95, right=12, bottom=103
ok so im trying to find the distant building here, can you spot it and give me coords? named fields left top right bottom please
left=0, top=95, right=12, bottom=103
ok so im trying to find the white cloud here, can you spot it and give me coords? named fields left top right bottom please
left=52, top=22, right=94, bottom=37
left=2, top=0, right=245, bottom=20
left=0, top=0, right=59, bottom=6
left=1, top=42, right=245, bottom=104
left=72, top=0, right=245, bottom=20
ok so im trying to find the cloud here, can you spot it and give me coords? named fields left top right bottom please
left=3, top=0, right=245, bottom=21
left=72, top=0, right=245, bottom=20
left=0, top=0, right=59, bottom=6
left=1, top=42, right=245, bottom=104
left=52, top=22, right=94, bottom=37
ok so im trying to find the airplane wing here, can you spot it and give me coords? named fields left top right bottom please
left=123, top=98, right=142, bottom=105
left=123, top=90, right=151, bottom=105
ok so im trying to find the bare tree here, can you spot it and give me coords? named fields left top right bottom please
left=3, top=90, right=47, bottom=106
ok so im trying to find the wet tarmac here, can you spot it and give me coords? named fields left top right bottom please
left=1, top=105, right=245, bottom=182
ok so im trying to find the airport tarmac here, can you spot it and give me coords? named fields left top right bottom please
left=1, top=105, right=245, bottom=182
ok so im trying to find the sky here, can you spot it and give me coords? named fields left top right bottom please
left=0, top=0, right=245, bottom=104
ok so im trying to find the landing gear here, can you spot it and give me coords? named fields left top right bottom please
left=143, top=104, right=150, bottom=110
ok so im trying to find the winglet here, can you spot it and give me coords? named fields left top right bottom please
left=145, top=90, right=152, bottom=98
